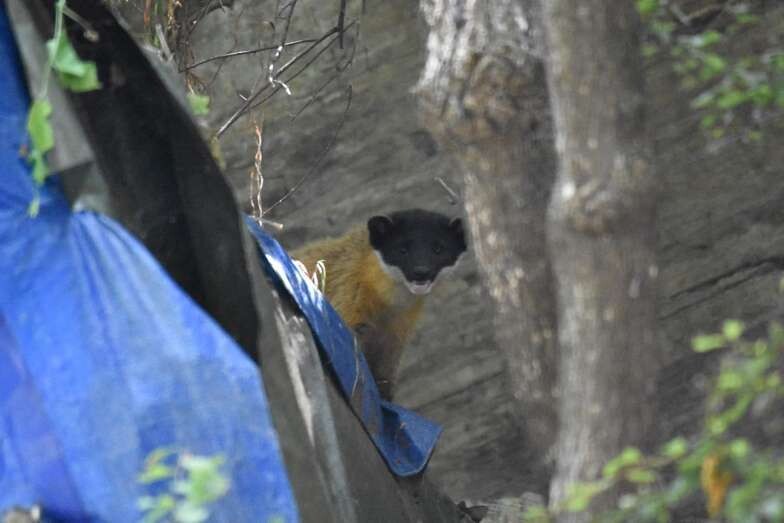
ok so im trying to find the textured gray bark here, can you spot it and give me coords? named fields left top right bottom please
left=541, top=2, right=660, bottom=519
left=416, top=0, right=559, bottom=486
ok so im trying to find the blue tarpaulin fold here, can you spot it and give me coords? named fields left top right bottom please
left=247, top=220, right=442, bottom=477
left=0, top=7, right=298, bottom=522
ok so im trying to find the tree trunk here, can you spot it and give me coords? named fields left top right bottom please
left=541, top=1, right=660, bottom=519
left=416, top=0, right=559, bottom=491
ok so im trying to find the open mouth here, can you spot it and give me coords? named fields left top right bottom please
left=405, top=280, right=433, bottom=295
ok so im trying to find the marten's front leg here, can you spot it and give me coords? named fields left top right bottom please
left=354, top=322, right=405, bottom=401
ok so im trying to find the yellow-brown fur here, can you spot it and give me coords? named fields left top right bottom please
left=292, top=226, right=425, bottom=398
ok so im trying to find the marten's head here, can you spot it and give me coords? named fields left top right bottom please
left=368, top=209, right=467, bottom=295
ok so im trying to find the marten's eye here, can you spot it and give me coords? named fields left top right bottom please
left=432, top=243, right=443, bottom=255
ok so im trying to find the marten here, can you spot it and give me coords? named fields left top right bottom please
left=292, top=209, right=467, bottom=400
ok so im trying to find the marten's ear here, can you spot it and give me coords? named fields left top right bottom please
left=449, top=217, right=467, bottom=252
left=368, top=215, right=394, bottom=249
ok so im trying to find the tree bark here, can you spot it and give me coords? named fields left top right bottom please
left=541, top=2, right=660, bottom=519
left=416, top=0, right=559, bottom=490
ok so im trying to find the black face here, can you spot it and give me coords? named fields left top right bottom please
left=368, top=209, right=466, bottom=293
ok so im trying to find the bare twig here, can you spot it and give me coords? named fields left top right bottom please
left=181, top=38, right=317, bottom=71
left=62, top=5, right=99, bottom=42
left=291, top=21, right=359, bottom=120
left=338, top=0, right=347, bottom=48
left=247, top=119, right=284, bottom=231
left=291, top=73, right=341, bottom=120
left=262, top=84, right=353, bottom=216
left=249, top=120, right=264, bottom=220
left=435, top=177, right=460, bottom=205
left=267, top=0, right=299, bottom=95
left=144, top=0, right=153, bottom=29
left=216, top=22, right=355, bottom=137
left=248, top=31, right=340, bottom=111
left=258, top=20, right=358, bottom=116
left=261, top=218, right=285, bottom=231
left=155, top=23, right=174, bottom=62
left=184, top=0, right=230, bottom=40
left=668, top=2, right=726, bottom=26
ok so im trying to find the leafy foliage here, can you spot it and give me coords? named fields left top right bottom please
left=137, top=449, right=231, bottom=523
left=524, top=320, right=784, bottom=522
left=24, top=0, right=101, bottom=216
left=26, top=100, right=54, bottom=186
left=46, top=27, right=101, bottom=93
left=637, top=0, right=784, bottom=141
left=186, top=92, right=211, bottom=116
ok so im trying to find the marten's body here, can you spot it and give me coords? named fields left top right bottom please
left=292, top=209, right=466, bottom=399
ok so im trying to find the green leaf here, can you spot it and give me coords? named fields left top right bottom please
left=29, top=150, right=50, bottom=185
left=626, top=468, right=657, bottom=484
left=140, top=494, right=176, bottom=523
left=27, top=195, right=41, bottom=217
left=636, top=0, right=659, bottom=17
left=177, top=454, right=229, bottom=504
left=47, top=36, right=87, bottom=77
left=716, top=90, right=748, bottom=110
left=703, top=53, right=727, bottom=73
left=729, top=438, right=750, bottom=459
left=642, top=44, right=659, bottom=58
left=523, top=505, right=552, bottom=523
left=45, top=26, right=101, bottom=93
left=564, top=481, right=608, bottom=512
left=700, top=114, right=717, bottom=129
left=723, top=320, right=745, bottom=342
left=717, top=369, right=744, bottom=392
left=693, top=334, right=726, bottom=352
left=27, top=100, right=54, bottom=153
left=708, top=394, right=753, bottom=435
left=138, top=448, right=176, bottom=483
left=690, top=30, right=722, bottom=48
left=735, top=13, right=760, bottom=25
left=146, top=448, right=175, bottom=464
left=603, top=447, right=643, bottom=479
left=58, top=62, right=100, bottom=93
left=662, top=437, right=688, bottom=459
left=746, top=130, right=763, bottom=143
left=725, top=473, right=766, bottom=522
left=749, top=84, right=773, bottom=107
left=187, top=93, right=210, bottom=116
left=680, top=443, right=713, bottom=476
left=173, top=502, right=209, bottom=523
left=138, top=463, right=174, bottom=484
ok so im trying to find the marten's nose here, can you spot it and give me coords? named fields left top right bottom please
left=411, top=267, right=431, bottom=282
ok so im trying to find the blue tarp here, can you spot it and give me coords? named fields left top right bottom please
left=0, top=7, right=298, bottom=522
left=247, top=221, right=441, bottom=477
